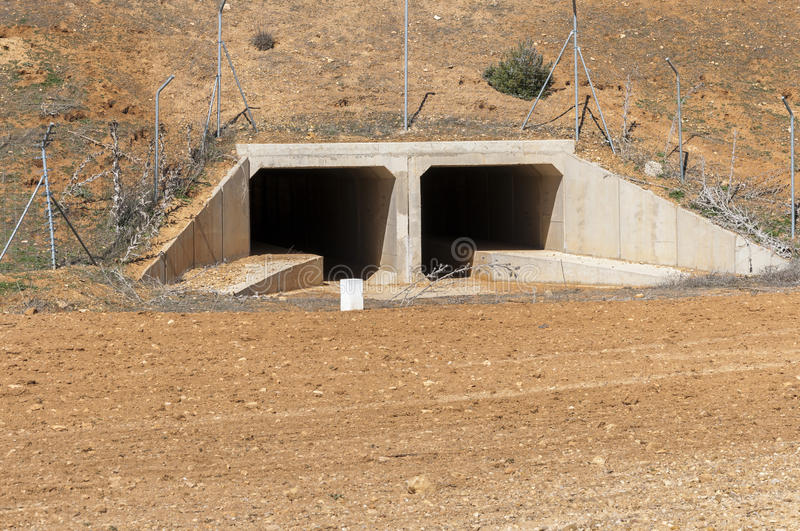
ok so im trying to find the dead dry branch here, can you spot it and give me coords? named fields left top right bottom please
left=692, top=179, right=793, bottom=257
left=65, top=120, right=210, bottom=263
left=39, top=96, right=80, bottom=118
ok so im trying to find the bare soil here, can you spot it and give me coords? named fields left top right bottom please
left=2, top=292, right=800, bottom=528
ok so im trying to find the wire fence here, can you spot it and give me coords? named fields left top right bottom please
left=0, top=178, right=78, bottom=273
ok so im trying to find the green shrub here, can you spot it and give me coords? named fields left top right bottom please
left=483, top=39, right=553, bottom=100
left=669, top=189, right=685, bottom=201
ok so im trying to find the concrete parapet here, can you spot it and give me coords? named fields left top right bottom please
left=222, top=158, right=250, bottom=260
left=165, top=220, right=194, bottom=283
left=562, top=155, right=620, bottom=259
left=193, top=192, right=223, bottom=267
left=140, top=253, right=165, bottom=284
left=734, top=236, right=784, bottom=274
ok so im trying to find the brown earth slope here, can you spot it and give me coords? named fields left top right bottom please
left=2, top=293, right=800, bottom=527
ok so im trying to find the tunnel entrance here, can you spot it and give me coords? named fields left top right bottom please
left=421, top=164, right=562, bottom=275
left=249, top=167, right=395, bottom=280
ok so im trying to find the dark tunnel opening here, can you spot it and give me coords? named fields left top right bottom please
left=421, top=164, right=562, bottom=276
left=249, top=167, right=395, bottom=280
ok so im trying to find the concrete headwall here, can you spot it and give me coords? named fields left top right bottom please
left=239, top=141, right=573, bottom=283
left=140, top=157, right=250, bottom=283
left=239, top=141, right=784, bottom=282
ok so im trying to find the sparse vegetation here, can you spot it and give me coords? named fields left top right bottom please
left=62, top=120, right=213, bottom=264
left=669, top=189, right=685, bottom=201
left=483, top=39, right=552, bottom=100
left=661, top=259, right=800, bottom=289
left=250, top=29, right=275, bottom=51
left=691, top=179, right=793, bottom=257
left=0, top=280, right=20, bottom=295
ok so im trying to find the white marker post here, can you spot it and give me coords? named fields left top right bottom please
left=340, top=279, right=364, bottom=311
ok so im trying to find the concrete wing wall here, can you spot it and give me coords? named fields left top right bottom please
left=560, top=154, right=785, bottom=274
left=139, top=157, right=250, bottom=284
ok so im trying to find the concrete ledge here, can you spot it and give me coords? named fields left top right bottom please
left=474, top=250, right=683, bottom=287
left=238, top=140, right=576, bottom=174
left=231, top=255, right=323, bottom=296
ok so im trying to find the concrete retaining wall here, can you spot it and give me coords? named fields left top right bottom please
left=558, top=154, right=785, bottom=273
left=240, top=141, right=784, bottom=281
left=140, top=157, right=250, bottom=283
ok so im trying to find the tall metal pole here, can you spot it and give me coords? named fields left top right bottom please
left=41, top=123, right=56, bottom=270
left=572, top=0, right=579, bottom=142
left=404, top=0, right=409, bottom=131
left=154, top=75, right=175, bottom=203
left=217, top=0, right=226, bottom=137
left=783, top=97, right=796, bottom=240
left=665, top=58, right=684, bottom=184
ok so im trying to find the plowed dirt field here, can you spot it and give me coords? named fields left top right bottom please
left=2, top=292, right=800, bottom=528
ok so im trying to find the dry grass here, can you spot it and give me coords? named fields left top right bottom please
left=661, top=260, right=800, bottom=290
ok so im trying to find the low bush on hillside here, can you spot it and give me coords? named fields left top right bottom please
left=251, top=29, right=275, bottom=51
left=483, top=39, right=552, bottom=100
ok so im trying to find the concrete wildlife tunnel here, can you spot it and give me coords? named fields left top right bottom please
left=249, top=167, right=396, bottom=280
left=141, top=141, right=786, bottom=288
left=421, top=164, right=563, bottom=275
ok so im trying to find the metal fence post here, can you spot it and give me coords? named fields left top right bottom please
left=572, top=0, right=579, bottom=142
left=41, top=123, right=56, bottom=269
left=665, top=58, right=684, bottom=184
left=404, top=0, right=409, bottom=131
left=217, top=0, right=227, bottom=138
left=154, top=75, right=175, bottom=203
left=783, top=96, right=796, bottom=240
